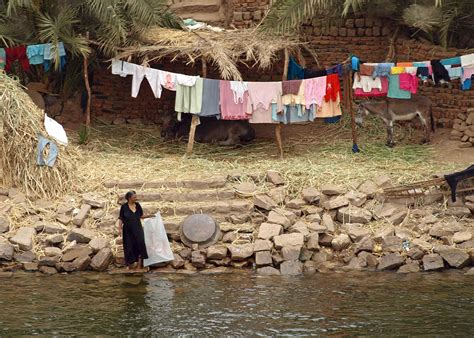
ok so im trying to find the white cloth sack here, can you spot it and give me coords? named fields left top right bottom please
left=143, top=212, right=174, bottom=267
left=44, top=114, right=68, bottom=146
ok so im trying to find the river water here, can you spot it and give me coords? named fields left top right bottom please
left=1, top=271, right=473, bottom=336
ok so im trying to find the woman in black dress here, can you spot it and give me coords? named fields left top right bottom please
left=117, top=191, right=149, bottom=270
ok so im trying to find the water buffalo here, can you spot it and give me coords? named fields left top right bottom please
left=161, top=113, right=256, bottom=146
left=355, top=96, right=434, bottom=147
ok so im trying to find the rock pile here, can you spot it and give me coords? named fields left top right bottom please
left=451, top=108, right=474, bottom=148
left=0, top=172, right=473, bottom=276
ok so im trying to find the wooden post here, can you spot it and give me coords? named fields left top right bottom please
left=348, top=67, right=359, bottom=152
left=186, top=59, right=207, bottom=155
left=83, top=32, right=92, bottom=134
left=276, top=49, right=290, bottom=159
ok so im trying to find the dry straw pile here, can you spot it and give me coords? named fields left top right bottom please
left=0, top=72, right=78, bottom=198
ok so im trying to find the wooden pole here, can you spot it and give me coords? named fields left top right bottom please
left=83, top=32, right=92, bottom=134
left=186, top=59, right=207, bottom=155
left=276, top=49, right=290, bottom=159
left=348, top=67, right=359, bottom=152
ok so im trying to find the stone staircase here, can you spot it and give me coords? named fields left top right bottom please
left=104, top=176, right=258, bottom=240
left=169, top=0, right=231, bottom=27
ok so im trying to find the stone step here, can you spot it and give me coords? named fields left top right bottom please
left=116, top=189, right=236, bottom=204
left=163, top=216, right=255, bottom=236
left=111, top=199, right=254, bottom=218
left=104, top=176, right=227, bottom=190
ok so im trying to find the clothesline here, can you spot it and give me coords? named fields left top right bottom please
left=0, top=42, right=67, bottom=73
left=111, top=58, right=348, bottom=125
left=350, top=53, right=474, bottom=99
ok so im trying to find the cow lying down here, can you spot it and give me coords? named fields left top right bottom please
left=161, top=114, right=256, bottom=146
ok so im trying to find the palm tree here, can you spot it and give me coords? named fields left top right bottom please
left=262, top=0, right=474, bottom=48
left=0, top=0, right=182, bottom=70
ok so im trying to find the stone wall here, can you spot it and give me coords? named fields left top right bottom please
left=85, top=14, right=473, bottom=130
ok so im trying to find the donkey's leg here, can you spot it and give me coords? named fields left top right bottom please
left=386, top=121, right=395, bottom=148
left=417, top=111, right=431, bottom=144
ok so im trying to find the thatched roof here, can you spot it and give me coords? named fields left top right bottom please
left=115, top=27, right=317, bottom=80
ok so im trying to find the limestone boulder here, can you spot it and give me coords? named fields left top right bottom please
left=423, top=254, right=444, bottom=271
left=39, top=266, right=57, bottom=275
left=280, top=261, right=303, bottom=275
left=337, top=206, right=372, bottom=224
left=321, top=214, right=335, bottom=233
left=258, top=223, right=282, bottom=240
left=170, top=254, right=185, bottom=269
left=73, top=255, right=91, bottom=271
left=62, top=246, right=93, bottom=262
left=44, top=247, right=62, bottom=257
left=14, top=251, right=36, bottom=263
left=321, top=184, right=346, bottom=196
left=0, top=216, right=10, bottom=234
left=267, top=210, right=291, bottom=228
left=435, top=247, right=470, bottom=268
left=255, top=251, right=273, bottom=266
left=266, top=170, right=285, bottom=186
left=345, top=191, right=367, bottom=207
left=206, top=245, right=228, bottom=260
left=191, top=251, right=206, bottom=268
left=355, top=236, right=374, bottom=253
left=43, top=223, right=67, bottom=234
left=38, top=255, right=60, bottom=267
left=288, top=221, right=310, bottom=236
left=377, top=253, right=404, bottom=270
left=273, top=233, right=304, bottom=249
left=453, top=231, right=472, bottom=244
left=358, top=180, right=379, bottom=197
left=253, top=239, right=273, bottom=252
left=228, top=244, right=254, bottom=261
left=331, top=234, right=351, bottom=251
left=72, top=204, right=92, bottom=227
left=429, top=222, right=464, bottom=238
left=82, top=193, right=108, bottom=209
left=67, top=228, right=95, bottom=244
left=46, top=234, right=64, bottom=246
left=373, top=203, right=402, bottom=220
left=286, top=198, right=306, bottom=209
left=10, top=227, right=36, bottom=251
left=0, top=242, right=14, bottom=261
left=89, top=237, right=109, bottom=253
left=267, top=187, right=286, bottom=205
left=254, top=194, right=277, bottom=211
left=282, top=246, right=301, bottom=261
left=346, top=224, right=370, bottom=242
left=306, top=233, right=320, bottom=250
left=382, top=235, right=403, bottom=253
left=323, top=196, right=349, bottom=210
left=302, top=187, right=321, bottom=204
left=397, top=262, right=420, bottom=273
left=257, top=266, right=281, bottom=276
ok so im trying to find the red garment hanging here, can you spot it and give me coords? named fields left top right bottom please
left=5, top=45, right=30, bottom=72
left=324, top=74, right=341, bottom=102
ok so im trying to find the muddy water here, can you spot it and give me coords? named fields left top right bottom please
left=1, top=271, right=473, bottom=336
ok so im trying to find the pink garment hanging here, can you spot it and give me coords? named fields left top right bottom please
left=304, top=76, right=327, bottom=109
left=247, top=81, right=282, bottom=111
left=282, top=80, right=302, bottom=95
left=354, top=77, right=388, bottom=97
left=399, top=73, right=418, bottom=94
left=220, top=80, right=249, bottom=120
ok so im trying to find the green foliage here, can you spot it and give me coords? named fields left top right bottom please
left=262, top=0, right=474, bottom=48
left=78, top=123, right=90, bottom=144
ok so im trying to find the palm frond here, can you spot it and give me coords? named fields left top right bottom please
left=6, top=0, right=36, bottom=15
left=261, top=0, right=338, bottom=34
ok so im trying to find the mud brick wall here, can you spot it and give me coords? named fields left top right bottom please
left=231, top=0, right=269, bottom=28
left=87, top=14, right=473, bottom=128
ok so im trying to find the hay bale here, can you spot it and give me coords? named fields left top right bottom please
left=0, top=73, right=77, bottom=198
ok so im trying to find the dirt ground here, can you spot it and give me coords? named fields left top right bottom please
left=431, top=128, right=474, bottom=166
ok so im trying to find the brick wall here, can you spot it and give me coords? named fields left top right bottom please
left=85, top=14, right=472, bottom=130
left=232, top=0, right=269, bottom=28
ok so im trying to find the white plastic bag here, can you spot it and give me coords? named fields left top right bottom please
left=44, top=113, right=68, bottom=146
left=143, top=212, right=174, bottom=267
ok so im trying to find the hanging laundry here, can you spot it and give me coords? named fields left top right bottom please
left=176, top=73, right=198, bottom=87
left=304, top=76, right=326, bottom=108
left=43, top=42, right=66, bottom=72
left=387, top=74, right=411, bottom=99
left=431, top=59, right=450, bottom=85
left=390, top=67, right=405, bottom=75
left=351, top=56, right=360, bottom=72
left=26, top=44, right=47, bottom=65
left=354, top=76, right=388, bottom=97
left=200, top=79, right=220, bottom=117
left=447, top=66, right=462, bottom=80
left=324, top=74, right=341, bottom=103
left=175, top=77, right=204, bottom=115
left=282, top=79, right=302, bottom=96
left=220, top=80, right=249, bottom=120
left=288, top=57, right=304, bottom=80
left=44, top=114, right=68, bottom=146
left=461, top=67, right=474, bottom=90
left=229, top=81, right=248, bottom=104
left=396, top=62, right=413, bottom=67
left=0, top=48, right=5, bottom=70
left=460, top=54, right=474, bottom=67
left=131, top=65, right=163, bottom=99
left=374, top=63, right=394, bottom=77
left=352, top=74, right=382, bottom=93
left=160, top=71, right=177, bottom=91
left=399, top=73, right=418, bottom=94
left=441, top=56, right=461, bottom=66
left=359, top=64, right=375, bottom=76
left=282, top=80, right=306, bottom=107
left=303, top=68, right=327, bottom=79
left=36, top=135, right=59, bottom=167
left=405, top=67, right=418, bottom=75
left=327, top=64, right=343, bottom=78
left=111, top=59, right=134, bottom=77
left=416, top=66, right=431, bottom=81
left=248, top=81, right=282, bottom=112
left=5, top=45, right=30, bottom=72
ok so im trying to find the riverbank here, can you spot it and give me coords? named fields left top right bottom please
left=1, top=120, right=473, bottom=276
